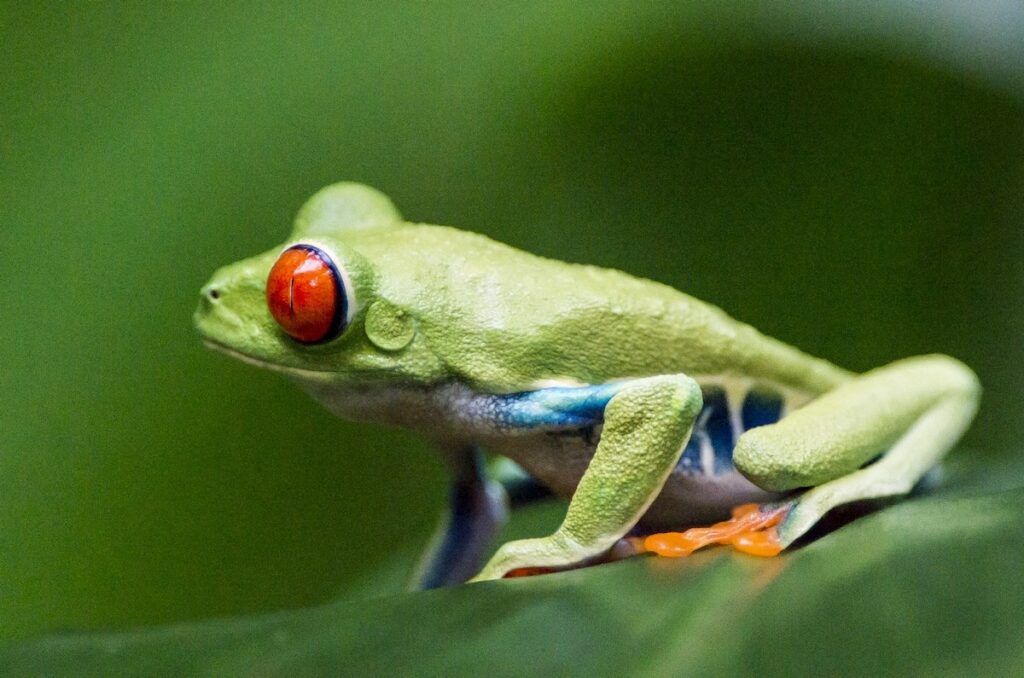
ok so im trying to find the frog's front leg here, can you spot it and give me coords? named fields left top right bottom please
left=470, top=375, right=703, bottom=582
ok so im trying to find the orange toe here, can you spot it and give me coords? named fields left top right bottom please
left=730, top=527, right=783, bottom=557
left=643, top=503, right=789, bottom=558
left=643, top=531, right=703, bottom=557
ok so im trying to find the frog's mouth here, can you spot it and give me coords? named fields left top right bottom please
left=200, top=337, right=334, bottom=381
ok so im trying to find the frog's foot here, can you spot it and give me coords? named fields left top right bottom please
left=502, top=538, right=643, bottom=578
left=641, top=502, right=794, bottom=558
left=469, top=532, right=586, bottom=582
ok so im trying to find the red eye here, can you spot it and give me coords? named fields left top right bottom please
left=266, top=245, right=347, bottom=343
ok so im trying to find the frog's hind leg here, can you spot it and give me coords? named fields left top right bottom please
left=645, top=355, right=980, bottom=557
left=771, top=355, right=979, bottom=548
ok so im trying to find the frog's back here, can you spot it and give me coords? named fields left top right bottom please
left=343, top=223, right=851, bottom=396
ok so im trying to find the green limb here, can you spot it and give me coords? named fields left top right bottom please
left=471, top=375, right=702, bottom=582
left=733, top=355, right=980, bottom=546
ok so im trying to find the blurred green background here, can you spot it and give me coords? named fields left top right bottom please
left=2, top=1, right=1023, bottom=647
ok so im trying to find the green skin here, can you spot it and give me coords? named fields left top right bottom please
left=195, top=183, right=980, bottom=584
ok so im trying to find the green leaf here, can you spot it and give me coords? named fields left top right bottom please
left=3, top=0, right=1023, bottom=656
left=4, top=459, right=1023, bottom=676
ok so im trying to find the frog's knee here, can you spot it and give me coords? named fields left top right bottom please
left=870, top=354, right=979, bottom=401
left=733, top=428, right=831, bottom=492
left=916, top=354, right=981, bottom=401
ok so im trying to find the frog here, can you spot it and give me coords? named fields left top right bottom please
left=194, top=182, right=980, bottom=588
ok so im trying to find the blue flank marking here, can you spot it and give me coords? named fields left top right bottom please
left=705, top=388, right=735, bottom=473
left=677, top=385, right=785, bottom=475
left=742, top=387, right=784, bottom=430
left=677, top=386, right=735, bottom=474
left=488, top=382, right=621, bottom=429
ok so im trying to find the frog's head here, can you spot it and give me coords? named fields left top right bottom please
left=194, top=183, right=442, bottom=385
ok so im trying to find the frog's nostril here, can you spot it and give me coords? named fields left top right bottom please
left=207, top=288, right=221, bottom=301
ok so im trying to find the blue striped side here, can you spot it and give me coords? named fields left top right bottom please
left=476, top=382, right=621, bottom=430
left=677, top=384, right=786, bottom=476
left=742, top=387, right=785, bottom=430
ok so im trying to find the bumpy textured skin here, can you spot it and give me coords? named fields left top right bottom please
left=195, top=183, right=980, bottom=584
left=196, top=184, right=848, bottom=394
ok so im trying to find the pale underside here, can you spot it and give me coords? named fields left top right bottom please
left=298, top=373, right=820, bottom=529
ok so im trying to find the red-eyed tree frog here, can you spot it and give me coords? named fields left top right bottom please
left=194, top=183, right=980, bottom=587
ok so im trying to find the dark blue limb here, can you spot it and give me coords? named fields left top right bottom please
left=411, top=448, right=508, bottom=590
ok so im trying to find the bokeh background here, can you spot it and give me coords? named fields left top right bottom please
left=2, top=1, right=1023, bottom=646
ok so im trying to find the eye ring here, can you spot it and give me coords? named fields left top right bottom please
left=266, top=244, right=349, bottom=344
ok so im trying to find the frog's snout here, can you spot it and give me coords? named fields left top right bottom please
left=199, top=283, right=222, bottom=310
left=195, top=282, right=230, bottom=328
left=193, top=274, right=251, bottom=340
left=194, top=282, right=227, bottom=336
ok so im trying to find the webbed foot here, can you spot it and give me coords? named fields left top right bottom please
left=641, top=502, right=794, bottom=558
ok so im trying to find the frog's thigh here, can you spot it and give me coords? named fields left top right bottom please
left=471, top=375, right=702, bottom=582
left=733, top=355, right=980, bottom=546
